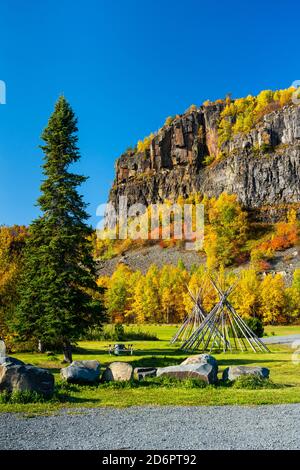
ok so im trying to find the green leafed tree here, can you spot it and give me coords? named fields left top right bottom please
left=14, top=97, right=105, bottom=362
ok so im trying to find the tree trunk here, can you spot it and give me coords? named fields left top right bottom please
left=62, top=340, right=73, bottom=363
left=38, top=339, right=44, bottom=353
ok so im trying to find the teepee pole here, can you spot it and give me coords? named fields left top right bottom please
left=179, top=273, right=269, bottom=354
left=226, top=303, right=258, bottom=352
left=227, top=305, right=244, bottom=351
left=229, top=304, right=269, bottom=352
left=203, top=307, right=220, bottom=351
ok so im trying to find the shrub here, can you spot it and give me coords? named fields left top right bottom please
left=165, top=116, right=175, bottom=126
left=81, top=324, right=123, bottom=341
left=203, top=154, right=215, bottom=166
left=147, top=376, right=208, bottom=389
left=137, top=133, right=156, bottom=153
left=122, top=327, right=158, bottom=341
left=0, top=390, right=46, bottom=404
left=228, top=317, right=264, bottom=338
left=114, top=323, right=125, bottom=340
left=81, top=324, right=158, bottom=341
left=245, top=317, right=264, bottom=337
left=217, top=87, right=294, bottom=147
left=101, top=380, right=139, bottom=390
left=232, top=375, right=280, bottom=389
left=100, top=376, right=208, bottom=389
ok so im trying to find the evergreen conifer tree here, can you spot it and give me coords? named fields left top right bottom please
left=14, top=97, right=105, bottom=362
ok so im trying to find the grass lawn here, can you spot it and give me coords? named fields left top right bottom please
left=1, top=325, right=300, bottom=413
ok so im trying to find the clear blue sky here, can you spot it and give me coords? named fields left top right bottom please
left=0, top=0, right=299, bottom=226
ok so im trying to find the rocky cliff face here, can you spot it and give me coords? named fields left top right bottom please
left=108, top=102, right=300, bottom=220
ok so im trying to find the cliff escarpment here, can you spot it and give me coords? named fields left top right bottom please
left=108, top=97, right=300, bottom=220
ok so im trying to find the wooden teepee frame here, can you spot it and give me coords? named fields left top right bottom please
left=170, top=285, right=206, bottom=344
left=181, top=276, right=269, bottom=353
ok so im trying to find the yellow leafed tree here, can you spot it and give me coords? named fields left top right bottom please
left=232, top=269, right=260, bottom=319
left=259, top=273, right=286, bottom=324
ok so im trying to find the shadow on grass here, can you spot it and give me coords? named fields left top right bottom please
left=131, top=356, right=183, bottom=368
left=45, top=367, right=61, bottom=375
left=57, top=395, right=101, bottom=404
left=73, top=347, right=187, bottom=357
left=217, top=357, right=284, bottom=367
left=131, top=356, right=281, bottom=369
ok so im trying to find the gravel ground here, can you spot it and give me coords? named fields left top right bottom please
left=0, top=404, right=300, bottom=450
left=96, top=244, right=300, bottom=280
left=97, top=245, right=205, bottom=276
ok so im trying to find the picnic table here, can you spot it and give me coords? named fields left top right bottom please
left=108, top=343, right=134, bottom=356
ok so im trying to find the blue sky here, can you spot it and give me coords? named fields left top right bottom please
left=0, top=0, right=299, bottom=226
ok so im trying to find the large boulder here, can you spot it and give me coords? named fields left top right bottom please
left=71, top=360, right=100, bottom=370
left=156, top=363, right=218, bottom=384
left=222, top=366, right=270, bottom=382
left=133, top=367, right=157, bottom=381
left=0, top=356, right=25, bottom=366
left=102, top=362, right=133, bottom=382
left=0, top=357, right=54, bottom=397
left=181, top=354, right=218, bottom=372
left=61, top=360, right=101, bottom=384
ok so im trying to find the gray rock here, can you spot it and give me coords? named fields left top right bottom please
left=61, top=360, right=101, bottom=384
left=0, top=360, right=54, bottom=397
left=181, top=354, right=218, bottom=372
left=222, top=366, right=270, bottom=382
left=71, top=360, right=100, bottom=371
left=102, top=362, right=133, bottom=382
left=133, top=367, right=157, bottom=381
left=156, top=363, right=217, bottom=384
left=0, top=356, right=25, bottom=366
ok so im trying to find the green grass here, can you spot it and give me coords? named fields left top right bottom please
left=1, top=324, right=300, bottom=413
left=264, top=325, right=300, bottom=336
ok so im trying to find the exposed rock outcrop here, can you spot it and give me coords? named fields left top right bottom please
left=108, top=103, right=300, bottom=220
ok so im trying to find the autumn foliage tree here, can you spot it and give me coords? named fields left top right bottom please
left=104, top=264, right=132, bottom=323
left=0, top=226, right=28, bottom=342
left=259, top=274, right=286, bottom=324
left=232, top=269, right=260, bottom=320
left=130, top=266, right=160, bottom=323
left=250, top=209, right=298, bottom=271
left=284, top=269, right=300, bottom=321
left=204, top=194, right=248, bottom=268
left=218, top=87, right=295, bottom=147
left=98, top=263, right=300, bottom=326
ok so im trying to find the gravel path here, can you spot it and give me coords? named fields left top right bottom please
left=263, top=334, right=300, bottom=345
left=1, top=404, right=300, bottom=450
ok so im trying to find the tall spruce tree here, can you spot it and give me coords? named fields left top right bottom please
left=14, top=96, right=105, bottom=362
